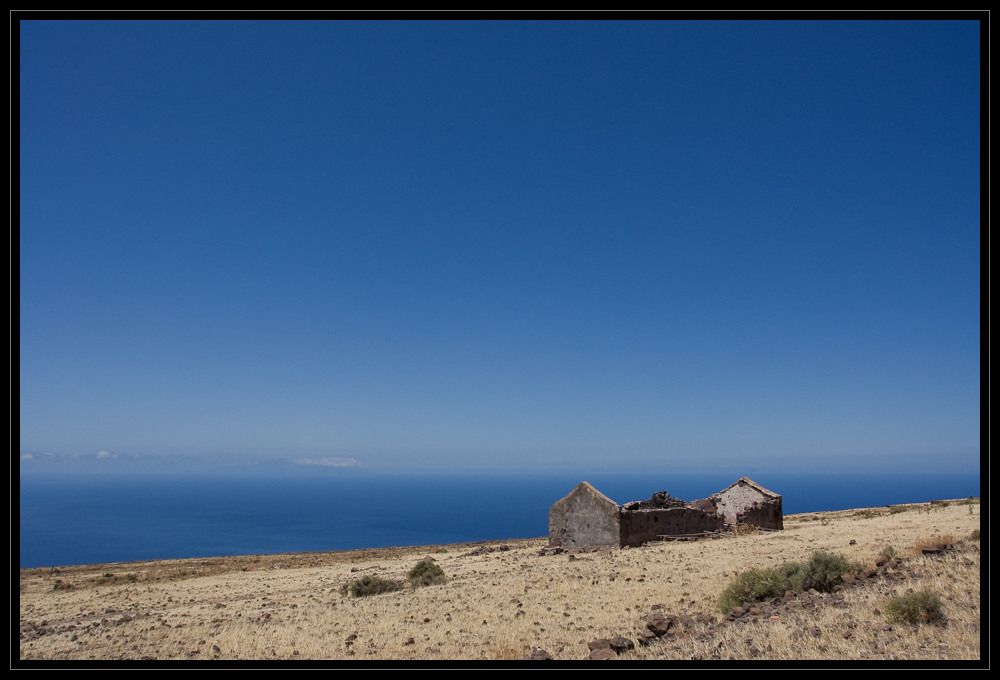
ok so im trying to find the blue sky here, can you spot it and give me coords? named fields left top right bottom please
left=19, top=19, right=981, bottom=476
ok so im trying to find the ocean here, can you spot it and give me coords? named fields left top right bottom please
left=18, top=470, right=980, bottom=569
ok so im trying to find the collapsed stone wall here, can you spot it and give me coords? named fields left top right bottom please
left=729, top=498, right=783, bottom=530
left=621, top=491, right=687, bottom=510
left=619, top=506, right=724, bottom=546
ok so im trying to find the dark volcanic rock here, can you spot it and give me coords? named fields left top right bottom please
left=609, top=636, right=635, bottom=654
left=587, top=648, right=617, bottom=660
left=647, top=613, right=675, bottom=636
left=522, top=647, right=553, bottom=660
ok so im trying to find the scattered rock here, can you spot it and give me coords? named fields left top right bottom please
left=647, top=613, right=675, bottom=636
left=522, top=647, right=553, bottom=660
left=637, top=629, right=659, bottom=646
left=587, top=648, right=616, bottom=660
left=609, top=636, right=635, bottom=654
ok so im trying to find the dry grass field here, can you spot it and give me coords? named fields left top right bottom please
left=18, top=498, right=981, bottom=663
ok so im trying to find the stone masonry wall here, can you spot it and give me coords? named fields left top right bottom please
left=717, top=483, right=782, bottom=530
left=618, top=507, right=724, bottom=546
left=731, top=497, right=783, bottom=530
left=548, top=484, right=621, bottom=549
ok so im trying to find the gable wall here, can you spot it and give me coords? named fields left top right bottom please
left=718, top=484, right=783, bottom=529
left=548, top=488, right=621, bottom=549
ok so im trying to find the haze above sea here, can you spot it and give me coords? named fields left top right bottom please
left=18, top=469, right=980, bottom=569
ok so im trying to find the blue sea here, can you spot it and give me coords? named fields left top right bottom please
left=18, top=470, right=980, bottom=569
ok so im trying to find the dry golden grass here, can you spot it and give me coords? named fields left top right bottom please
left=18, top=499, right=980, bottom=663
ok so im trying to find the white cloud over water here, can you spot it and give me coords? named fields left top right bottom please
left=288, top=457, right=363, bottom=468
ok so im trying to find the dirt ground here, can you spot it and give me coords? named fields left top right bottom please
left=18, top=499, right=981, bottom=664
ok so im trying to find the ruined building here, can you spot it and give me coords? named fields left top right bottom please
left=548, top=477, right=782, bottom=549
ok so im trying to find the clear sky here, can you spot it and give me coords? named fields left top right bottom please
left=19, top=19, right=981, bottom=477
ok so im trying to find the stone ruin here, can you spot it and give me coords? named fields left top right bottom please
left=548, top=477, right=782, bottom=549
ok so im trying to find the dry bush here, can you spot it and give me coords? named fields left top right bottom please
left=407, top=560, right=446, bottom=588
left=717, top=567, right=784, bottom=613
left=342, top=574, right=404, bottom=598
left=913, top=534, right=957, bottom=553
left=883, top=590, right=944, bottom=625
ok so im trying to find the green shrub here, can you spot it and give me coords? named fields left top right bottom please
left=717, top=567, right=786, bottom=614
left=407, top=559, right=447, bottom=588
left=883, top=590, right=944, bottom=624
left=781, top=552, right=858, bottom=594
left=717, top=551, right=860, bottom=614
left=344, top=575, right=403, bottom=598
left=878, top=545, right=897, bottom=561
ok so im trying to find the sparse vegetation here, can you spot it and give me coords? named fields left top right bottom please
left=718, top=551, right=860, bottom=614
left=93, top=572, right=138, bottom=586
left=343, top=574, right=403, bottom=598
left=878, top=545, right=898, bottom=562
left=731, top=523, right=759, bottom=537
left=913, top=534, right=956, bottom=553
left=717, top=567, right=786, bottom=613
left=407, top=559, right=447, bottom=588
left=883, top=590, right=945, bottom=625
left=781, top=551, right=860, bottom=594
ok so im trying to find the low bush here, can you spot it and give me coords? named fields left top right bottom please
left=717, top=551, right=860, bottom=614
left=731, top=523, right=759, bottom=537
left=883, top=590, right=944, bottom=624
left=407, top=559, right=447, bottom=588
left=343, top=575, right=403, bottom=598
left=93, top=572, right=138, bottom=586
left=717, top=567, right=786, bottom=614
left=781, top=552, right=859, bottom=594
